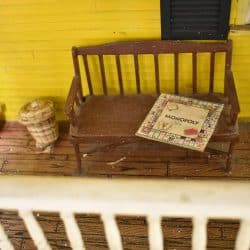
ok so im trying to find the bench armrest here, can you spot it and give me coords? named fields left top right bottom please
left=225, top=70, right=240, bottom=124
left=64, top=76, right=83, bottom=126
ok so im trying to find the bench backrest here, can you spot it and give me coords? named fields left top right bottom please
left=72, top=40, right=232, bottom=96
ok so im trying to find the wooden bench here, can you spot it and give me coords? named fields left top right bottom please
left=64, top=40, right=240, bottom=175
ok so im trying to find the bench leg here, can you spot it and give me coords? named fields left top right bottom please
left=73, top=143, right=82, bottom=175
left=226, top=142, right=235, bottom=174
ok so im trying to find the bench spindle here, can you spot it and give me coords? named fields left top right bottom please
left=192, top=52, right=197, bottom=94
left=82, top=55, right=93, bottom=95
left=224, top=48, right=232, bottom=95
left=174, top=53, right=179, bottom=94
left=154, top=54, right=160, bottom=94
left=72, top=48, right=83, bottom=98
left=134, top=54, right=141, bottom=94
left=75, top=85, right=82, bottom=107
left=76, top=90, right=83, bottom=106
left=209, top=52, right=215, bottom=93
left=116, top=55, right=124, bottom=95
left=99, top=55, right=108, bottom=95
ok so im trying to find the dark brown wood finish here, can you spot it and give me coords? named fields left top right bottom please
left=154, top=54, right=160, bottom=94
left=192, top=52, right=197, bottom=94
left=174, top=53, right=179, bottom=94
left=75, top=40, right=231, bottom=55
left=209, top=52, right=215, bottom=93
left=115, top=55, right=124, bottom=95
left=64, top=76, right=81, bottom=127
left=99, top=55, right=108, bottom=95
left=72, top=47, right=81, bottom=75
left=224, top=41, right=239, bottom=125
left=72, top=47, right=83, bottom=98
left=226, top=70, right=240, bottom=125
left=82, top=55, right=93, bottom=95
left=65, top=40, right=240, bottom=175
left=134, top=54, right=141, bottom=94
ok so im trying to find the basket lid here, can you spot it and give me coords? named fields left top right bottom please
left=19, top=99, right=55, bottom=125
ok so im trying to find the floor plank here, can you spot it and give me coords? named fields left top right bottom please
left=0, top=121, right=249, bottom=249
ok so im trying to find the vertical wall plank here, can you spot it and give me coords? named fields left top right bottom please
left=99, top=55, right=108, bottom=95
left=147, top=215, right=163, bottom=250
left=82, top=55, right=93, bottom=95
left=19, top=210, right=51, bottom=250
left=235, top=219, right=250, bottom=250
left=0, top=223, right=14, bottom=250
left=102, top=214, right=123, bottom=250
left=60, top=212, right=85, bottom=250
left=116, top=55, right=124, bottom=95
left=154, top=54, right=160, bottom=94
left=192, top=217, right=207, bottom=250
left=174, top=53, right=179, bottom=94
left=134, top=54, right=141, bottom=93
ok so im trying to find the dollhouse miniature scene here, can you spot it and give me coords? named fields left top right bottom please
left=0, top=1, right=250, bottom=249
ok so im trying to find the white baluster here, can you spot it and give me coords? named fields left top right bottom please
left=60, top=212, right=85, bottom=250
left=147, top=215, right=163, bottom=250
left=235, top=218, right=250, bottom=250
left=19, top=210, right=51, bottom=250
left=192, top=216, right=207, bottom=250
left=102, top=213, right=123, bottom=250
left=0, top=222, right=14, bottom=250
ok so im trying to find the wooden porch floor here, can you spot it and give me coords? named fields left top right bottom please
left=0, top=122, right=249, bottom=249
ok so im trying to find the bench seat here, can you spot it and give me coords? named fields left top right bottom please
left=70, top=93, right=239, bottom=143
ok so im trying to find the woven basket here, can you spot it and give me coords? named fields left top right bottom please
left=19, top=99, right=58, bottom=149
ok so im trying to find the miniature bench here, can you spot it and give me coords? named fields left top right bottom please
left=64, top=40, right=240, bottom=175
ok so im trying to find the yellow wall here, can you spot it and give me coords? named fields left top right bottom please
left=0, top=0, right=250, bottom=120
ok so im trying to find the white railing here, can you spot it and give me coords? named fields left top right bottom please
left=0, top=175, right=249, bottom=250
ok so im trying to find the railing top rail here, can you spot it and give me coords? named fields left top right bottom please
left=0, top=176, right=249, bottom=219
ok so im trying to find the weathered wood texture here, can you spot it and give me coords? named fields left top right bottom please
left=0, top=121, right=249, bottom=249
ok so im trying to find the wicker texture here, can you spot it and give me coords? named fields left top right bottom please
left=19, top=99, right=58, bottom=148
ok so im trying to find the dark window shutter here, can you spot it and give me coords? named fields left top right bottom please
left=161, top=0, right=231, bottom=40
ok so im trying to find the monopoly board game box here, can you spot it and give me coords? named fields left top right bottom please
left=136, top=94, right=224, bottom=151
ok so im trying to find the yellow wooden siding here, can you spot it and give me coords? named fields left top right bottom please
left=234, top=0, right=249, bottom=24
left=0, top=0, right=249, bottom=120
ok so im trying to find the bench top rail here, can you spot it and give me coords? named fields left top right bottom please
left=74, top=40, right=232, bottom=55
